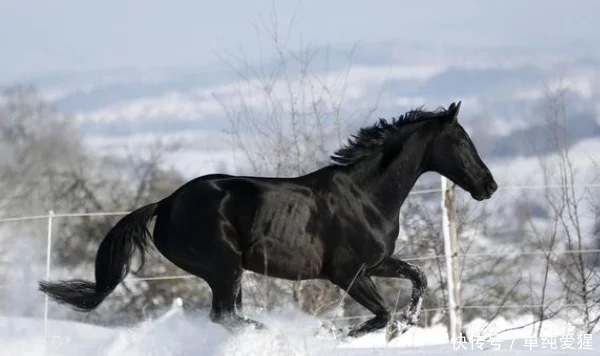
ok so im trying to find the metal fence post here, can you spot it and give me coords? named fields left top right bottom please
left=441, top=177, right=461, bottom=342
left=43, top=210, right=54, bottom=350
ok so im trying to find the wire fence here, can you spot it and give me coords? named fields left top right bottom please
left=2, top=183, right=599, bottom=223
left=0, top=183, right=599, bottom=341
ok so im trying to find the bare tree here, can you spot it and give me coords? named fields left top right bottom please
left=0, top=85, right=82, bottom=216
left=538, top=86, right=600, bottom=333
left=495, top=81, right=600, bottom=336
left=394, top=188, right=529, bottom=333
left=213, top=13, right=380, bottom=318
left=0, top=86, right=212, bottom=325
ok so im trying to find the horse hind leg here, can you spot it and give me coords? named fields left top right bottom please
left=206, top=265, right=264, bottom=332
left=202, top=224, right=264, bottom=332
left=160, top=247, right=264, bottom=332
left=152, top=211, right=263, bottom=332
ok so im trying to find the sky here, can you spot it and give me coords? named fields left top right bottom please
left=1, top=0, right=599, bottom=82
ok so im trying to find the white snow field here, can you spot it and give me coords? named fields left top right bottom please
left=1, top=306, right=598, bottom=356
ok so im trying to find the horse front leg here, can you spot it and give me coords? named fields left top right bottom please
left=368, top=256, right=428, bottom=341
left=328, top=269, right=391, bottom=339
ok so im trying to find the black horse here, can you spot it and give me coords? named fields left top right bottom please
left=39, top=101, right=497, bottom=340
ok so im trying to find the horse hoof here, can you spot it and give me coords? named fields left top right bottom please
left=315, top=321, right=350, bottom=340
left=346, top=328, right=363, bottom=339
left=385, top=318, right=412, bottom=343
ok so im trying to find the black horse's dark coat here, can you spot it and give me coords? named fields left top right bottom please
left=39, top=101, right=497, bottom=340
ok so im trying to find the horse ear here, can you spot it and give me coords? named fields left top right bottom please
left=446, top=101, right=461, bottom=123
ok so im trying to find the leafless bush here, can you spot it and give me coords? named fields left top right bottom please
left=213, top=14, right=380, bottom=318
left=532, top=85, right=600, bottom=333
left=472, top=81, right=600, bottom=336
left=394, top=189, right=528, bottom=329
left=0, top=86, right=209, bottom=325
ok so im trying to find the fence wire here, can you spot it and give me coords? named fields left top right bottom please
left=0, top=182, right=599, bottom=335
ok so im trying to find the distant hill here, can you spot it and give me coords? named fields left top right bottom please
left=7, top=40, right=600, bottom=163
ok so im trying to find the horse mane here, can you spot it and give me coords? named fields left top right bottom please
left=330, top=106, right=450, bottom=166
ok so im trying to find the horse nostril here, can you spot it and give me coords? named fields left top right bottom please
left=485, top=180, right=498, bottom=194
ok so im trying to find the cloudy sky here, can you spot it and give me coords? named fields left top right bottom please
left=1, top=0, right=598, bottom=82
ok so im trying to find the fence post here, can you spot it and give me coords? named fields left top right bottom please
left=43, top=210, right=54, bottom=351
left=441, top=177, right=462, bottom=342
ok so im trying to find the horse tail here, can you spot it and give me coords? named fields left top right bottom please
left=38, top=202, right=159, bottom=311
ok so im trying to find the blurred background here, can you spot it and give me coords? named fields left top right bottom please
left=1, top=0, right=599, bottom=352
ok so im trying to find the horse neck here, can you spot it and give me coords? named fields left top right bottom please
left=349, top=128, right=431, bottom=219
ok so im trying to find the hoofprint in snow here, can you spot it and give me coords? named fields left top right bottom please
left=1, top=306, right=598, bottom=356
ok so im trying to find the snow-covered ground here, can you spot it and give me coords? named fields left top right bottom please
left=1, top=305, right=598, bottom=356
left=3, top=105, right=599, bottom=356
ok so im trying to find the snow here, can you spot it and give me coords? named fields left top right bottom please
left=1, top=306, right=598, bottom=356
left=5, top=86, right=600, bottom=356
left=70, top=63, right=444, bottom=124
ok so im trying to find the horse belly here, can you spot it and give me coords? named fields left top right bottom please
left=242, top=236, right=324, bottom=280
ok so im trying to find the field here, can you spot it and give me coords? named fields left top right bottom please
left=1, top=307, right=597, bottom=356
